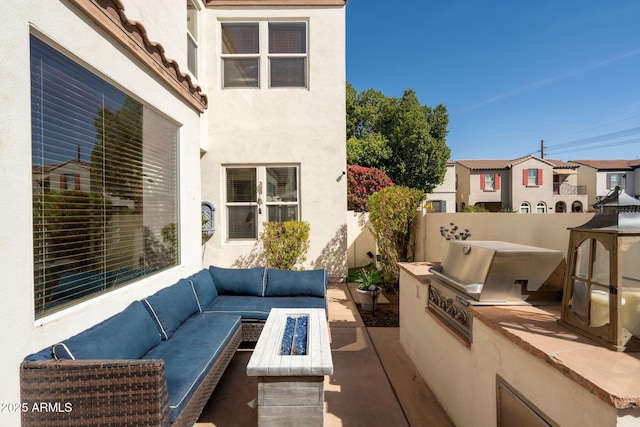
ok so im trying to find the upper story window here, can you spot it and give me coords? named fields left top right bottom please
left=221, top=21, right=308, bottom=89
left=187, top=0, right=199, bottom=77
left=31, top=36, right=179, bottom=318
left=524, top=168, right=543, bottom=186
left=480, top=173, right=500, bottom=191
left=606, top=172, right=626, bottom=190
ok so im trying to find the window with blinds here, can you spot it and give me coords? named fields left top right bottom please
left=221, top=21, right=307, bottom=89
left=222, top=23, right=260, bottom=88
left=268, top=22, right=307, bottom=88
left=30, top=35, right=179, bottom=318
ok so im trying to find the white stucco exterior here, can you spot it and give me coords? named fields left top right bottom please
left=0, top=1, right=347, bottom=422
left=200, top=6, right=347, bottom=280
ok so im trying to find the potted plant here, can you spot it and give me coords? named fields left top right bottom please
left=355, top=266, right=382, bottom=312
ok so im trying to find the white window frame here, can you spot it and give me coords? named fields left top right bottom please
left=224, top=165, right=300, bottom=241
left=527, top=169, right=538, bottom=186
left=220, top=20, right=308, bottom=89
left=606, top=172, right=626, bottom=190
left=520, top=202, right=531, bottom=214
left=187, top=0, right=200, bottom=78
left=536, top=202, right=547, bottom=213
left=484, top=174, right=495, bottom=191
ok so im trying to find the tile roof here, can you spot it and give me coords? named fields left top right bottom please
left=455, top=159, right=513, bottom=170
left=569, top=160, right=638, bottom=170
left=455, top=155, right=559, bottom=170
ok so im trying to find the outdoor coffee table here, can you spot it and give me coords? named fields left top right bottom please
left=247, top=308, right=333, bottom=427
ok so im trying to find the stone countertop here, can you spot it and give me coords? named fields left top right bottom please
left=398, top=262, right=640, bottom=410
left=470, top=304, right=640, bottom=410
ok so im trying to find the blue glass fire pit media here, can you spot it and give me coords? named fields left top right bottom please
left=280, top=315, right=309, bottom=355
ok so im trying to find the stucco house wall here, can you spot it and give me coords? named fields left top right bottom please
left=429, top=162, right=456, bottom=212
left=200, top=5, right=348, bottom=280
left=510, top=157, right=554, bottom=213
left=1, top=0, right=207, bottom=419
left=456, top=164, right=471, bottom=210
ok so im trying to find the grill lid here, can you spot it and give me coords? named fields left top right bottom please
left=430, top=241, right=564, bottom=303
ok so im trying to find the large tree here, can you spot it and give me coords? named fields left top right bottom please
left=346, top=83, right=450, bottom=192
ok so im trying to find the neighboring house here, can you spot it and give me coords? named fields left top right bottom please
left=1, top=0, right=346, bottom=416
left=32, top=160, right=92, bottom=193
left=455, top=155, right=587, bottom=213
left=569, top=160, right=640, bottom=208
left=428, top=160, right=456, bottom=212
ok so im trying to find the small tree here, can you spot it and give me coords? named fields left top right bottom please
left=347, top=165, right=394, bottom=212
left=260, top=221, right=310, bottom=270
left=367, top=186, right=424, bottom=284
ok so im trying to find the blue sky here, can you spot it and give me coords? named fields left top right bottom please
left=346, top=1, right=640, bottom=161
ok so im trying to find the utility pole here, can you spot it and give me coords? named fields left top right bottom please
left=540, top=139, right=544, bottom=159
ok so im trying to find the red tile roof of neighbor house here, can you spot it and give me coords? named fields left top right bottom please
left=545, top=159, right=579, bottom=169
left=456, top=155, right=562, bottom=170
left=569, top=160, right=639, bottom=170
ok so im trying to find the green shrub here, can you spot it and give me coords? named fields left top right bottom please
left=463, top=205, right=487, bottom=212
left=260, top=221, right=310, bottom=270
left=367, top=186, right=424, bottom=284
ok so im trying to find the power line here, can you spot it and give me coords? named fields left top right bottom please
left=545, top=137, right=640, bottom=156
left=545, top=126, right=640, bottom=151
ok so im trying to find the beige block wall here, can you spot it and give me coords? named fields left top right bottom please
left=414, top=212, right=594, bottom=263
left=346, top=211, right=376, bottom=269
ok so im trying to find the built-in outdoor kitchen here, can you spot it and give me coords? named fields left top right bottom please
left=399, top=212, right=640, bottom=427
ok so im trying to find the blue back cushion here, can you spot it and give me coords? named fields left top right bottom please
left=265, top=269, right=327, bottom=297
left=188, top=269, right=218, bottom=311
left=208, top=266, right=266, bottom=297
left=52, top=301, right=161, bottom=360
left=143, top=279, right=200, bottom=340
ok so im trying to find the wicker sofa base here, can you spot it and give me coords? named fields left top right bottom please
left=20, top=327, right=243, bottom=427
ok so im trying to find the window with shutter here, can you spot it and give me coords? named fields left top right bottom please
left=525, top=168, right=540, bottom=186
left=31, top=36, right=179, bottom=318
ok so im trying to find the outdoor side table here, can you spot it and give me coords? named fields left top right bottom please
left=247, top=308, right=333, bottom=427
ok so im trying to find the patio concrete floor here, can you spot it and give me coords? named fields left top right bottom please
left=195, top=283, right=454, bottom=427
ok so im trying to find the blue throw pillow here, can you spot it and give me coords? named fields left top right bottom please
left=52, top=301, right=161, bottom=360
left=208, top=266, right=266, bottom=297
left=142, top=279, right=199, bottom=340
left=188, top=269, right=218, bottom=311
left=265, top=269, right=327, bottom=298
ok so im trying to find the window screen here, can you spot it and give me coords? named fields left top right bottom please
left=31, top=36, right=179, bottom=318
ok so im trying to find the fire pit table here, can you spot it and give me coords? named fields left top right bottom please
left=247, top=308, right=333, bottom=426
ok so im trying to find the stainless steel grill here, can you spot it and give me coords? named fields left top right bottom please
left=427, top=240, right=564, bottom=343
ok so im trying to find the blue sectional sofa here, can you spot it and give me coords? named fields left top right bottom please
left=21, top=266, right=328, bottom=427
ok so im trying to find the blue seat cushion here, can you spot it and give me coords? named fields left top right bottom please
left=209, top=266, right=266, bottom=296
left=203, top=295, right=327, bottom=321
left=142, top=313, right=241, bottom=423
left=143, top=279, right=200, bottom=340
left=265, top=268, right=327, bottom=298
left=187, top=269, right=218, bottom=311
left=52, top=301, right=161, bottom=360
